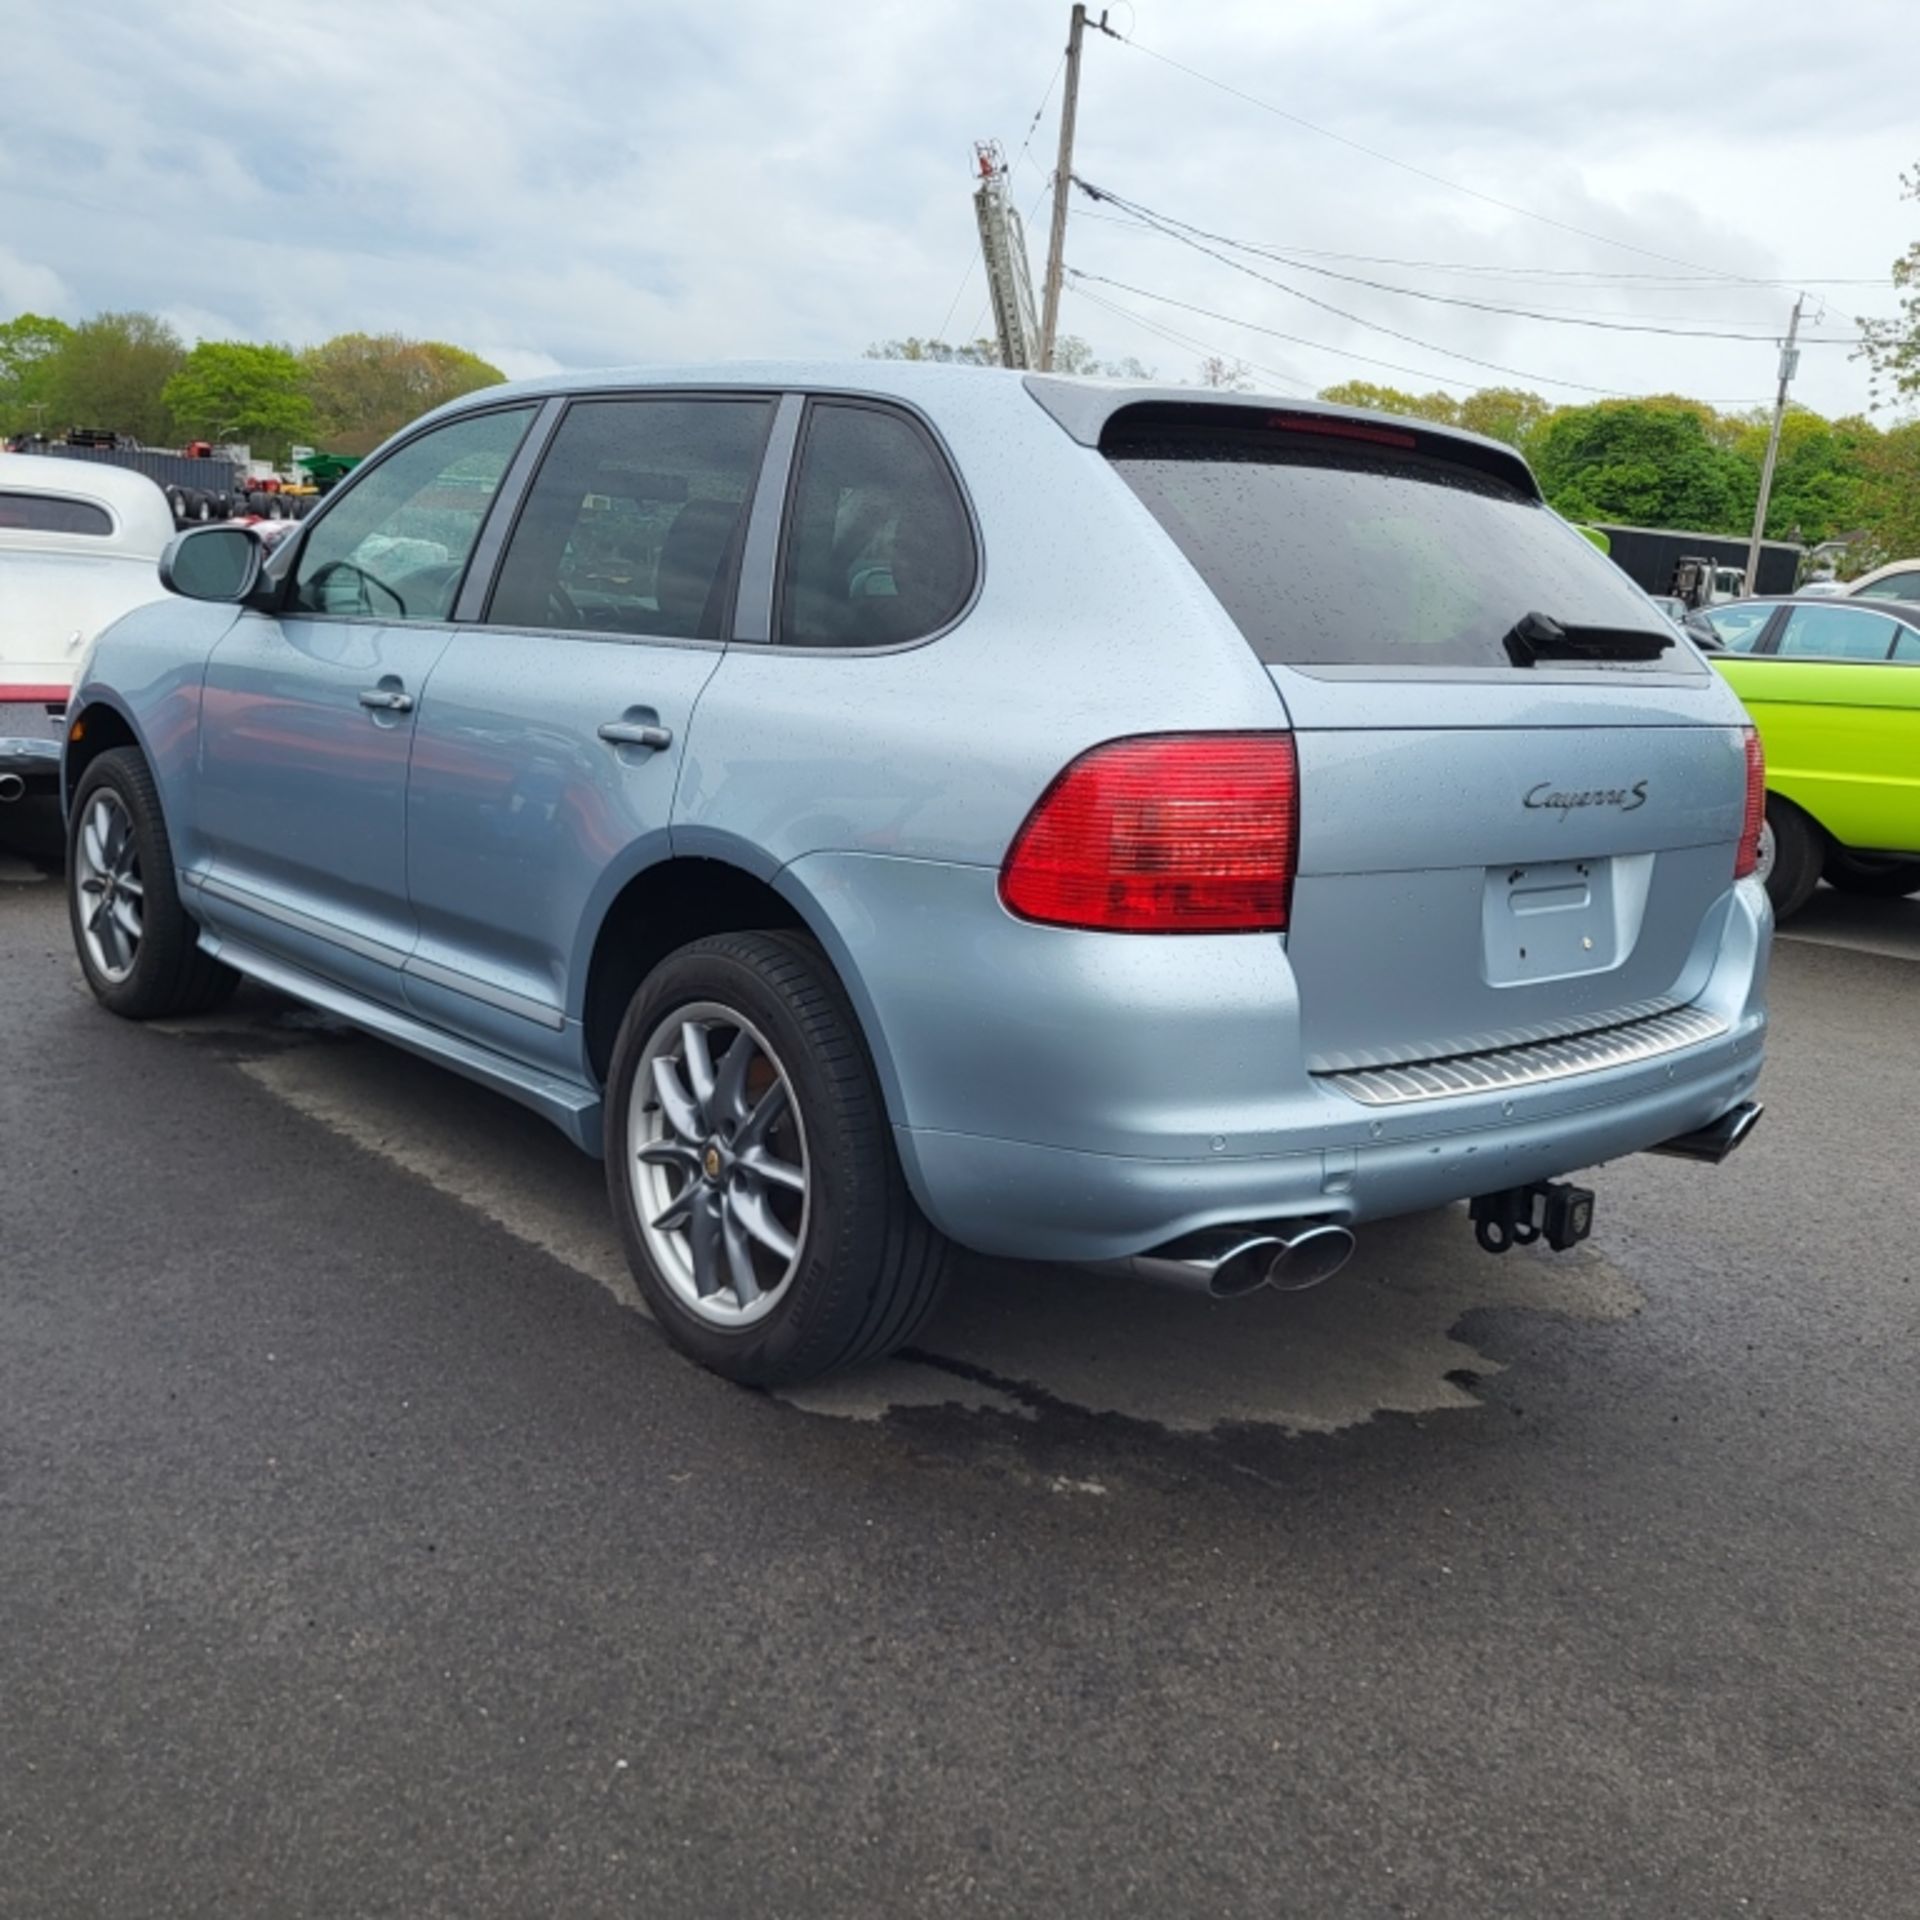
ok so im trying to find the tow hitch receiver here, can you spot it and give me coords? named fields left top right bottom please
left=1470, top=1181, right=1596, bottom=1255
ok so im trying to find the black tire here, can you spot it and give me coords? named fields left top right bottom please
left=1821, top=850, right=1920, bottom=899
left=1760, top=796, right=1824, bottom=921
left=66, top=747, right=237, bottom=1020
left=246, top=490, right=269, bottom=516
left=605, top=930, right=948, bottom=1386
left=165, top=485, right=188, bottom=523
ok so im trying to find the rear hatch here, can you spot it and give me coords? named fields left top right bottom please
left=1103, top=401, right=1749, bottom=1073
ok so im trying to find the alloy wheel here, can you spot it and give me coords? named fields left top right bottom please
left=1752, top=819, right=1776, bottom=885
left=629, top=1002, right=811, bottom=1327
left=73, top=790, right=144, bottom=983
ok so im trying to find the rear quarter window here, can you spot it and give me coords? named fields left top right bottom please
left=0, top=490, right=112, bottom=537
left=1105, top=407, right=1693, bottom=674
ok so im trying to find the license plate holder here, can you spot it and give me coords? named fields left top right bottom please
left=1482, top=856, right=1618, bottom=984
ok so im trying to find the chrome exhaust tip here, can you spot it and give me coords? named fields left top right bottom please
left=1099, top=1222, right=1358, bottom=1300
left=1261, top=1222, right=1358, bottom=1292
left=0, top=773, right=25, bottom=803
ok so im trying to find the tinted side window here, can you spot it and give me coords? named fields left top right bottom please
left=1853, top=570, right=1920, bottom=601
left=290, top=407, right=533, bottom=621
left=487, top=397, right=772, bottom=639
left=1702, top=604, right=1774, bottom=652
left=779, top=403, right=972, bottom=648
left=1774, top=605, right=1898, bottom=661
left=0, top=490, right=112, bottom=536
left=1894, top=626, right=1920, bottom=661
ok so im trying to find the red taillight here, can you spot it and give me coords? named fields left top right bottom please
left=999, top=734, right=1299, bottom=933
left=1734, top=728, right=1765, bottom=880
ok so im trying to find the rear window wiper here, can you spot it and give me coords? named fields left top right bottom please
left=1503, top=610, right=1675, bottom=667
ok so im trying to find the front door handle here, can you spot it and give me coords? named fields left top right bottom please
left=598, top=719, right=673, bottom=751
left=359, top=687, right=414, bottom=713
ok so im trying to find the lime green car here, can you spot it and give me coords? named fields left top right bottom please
left=1702, top=597, right=1920, bottom=918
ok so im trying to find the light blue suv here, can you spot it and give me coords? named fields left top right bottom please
left=62, top=366, right=1770, bottom=1384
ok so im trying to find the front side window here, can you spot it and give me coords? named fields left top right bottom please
left=289, top=407, right=533, bottom=621
left=1702, top=604, right=1775, bottom=653
left=778, top=403, right=973, bottom=648
left=1893, top=625, right=1920, bottom=661
left=1774, top=604, right=1899, bottom=661
left=487, top=397, right=772, bottom=639
left=1852, top=570, right=1920, bottom=601
left=0, top=490, right=111, bottom=536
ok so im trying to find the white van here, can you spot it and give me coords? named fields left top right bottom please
left=1, top=453, right=175, bottom=801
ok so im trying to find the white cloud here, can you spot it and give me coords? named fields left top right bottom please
left=2, top=0, right=1910, bottom=415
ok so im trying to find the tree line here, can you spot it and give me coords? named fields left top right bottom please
left=0, top=311, right=505, bottom=462
left=867, top=339, right=1919, bottom=573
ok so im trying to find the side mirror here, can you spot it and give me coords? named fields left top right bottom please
left=159, top=524, right=264, bottom=604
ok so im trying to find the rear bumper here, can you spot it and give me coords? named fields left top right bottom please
left=788, top=851, right=1771, bottom=1264
left=1, top=693, right=68, bottom=789
left=899, top=1032, right=1764, bottom=1258
left=0, top=735, right=61, bottom=785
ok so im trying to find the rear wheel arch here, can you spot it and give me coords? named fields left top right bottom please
left=575, top=852, right=912, bottom=1135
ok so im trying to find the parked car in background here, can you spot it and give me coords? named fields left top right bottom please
left=61, top=367, right=1769, bottom=1387
left=1843, top=558, right=1920, bottom=602
left=1648, top=593, right=1722, bottom=650
left=1702, top=596, right=1920, bottom=917
left=1, top=453, right=174, bottom=804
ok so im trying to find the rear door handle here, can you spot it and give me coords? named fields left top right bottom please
left=359, top=687, right=414, bottom=713
left=598, top=720, right=673, bottom=751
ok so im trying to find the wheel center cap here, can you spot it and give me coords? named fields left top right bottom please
left=703, top=1144, right=723, bottom=1180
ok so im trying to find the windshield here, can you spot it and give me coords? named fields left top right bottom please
left=1108, top=427, right=1694, bottom=673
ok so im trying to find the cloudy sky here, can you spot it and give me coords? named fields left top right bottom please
left=3, top=0, right=1912, bottom=419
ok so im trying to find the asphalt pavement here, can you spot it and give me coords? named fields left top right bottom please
left=5, top=796, right=1919, bottom=1918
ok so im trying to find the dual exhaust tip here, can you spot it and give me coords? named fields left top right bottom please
left=1105, top=1222, right=1358, bottom=1300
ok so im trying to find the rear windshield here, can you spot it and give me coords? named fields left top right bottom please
left=1107, top=418, right=1690, bottom=672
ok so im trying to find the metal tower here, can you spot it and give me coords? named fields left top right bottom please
left=972, top=143, right=1041, bottom=370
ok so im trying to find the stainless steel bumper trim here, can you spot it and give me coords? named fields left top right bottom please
left=1318, top=1003, right=1732, bottom=1107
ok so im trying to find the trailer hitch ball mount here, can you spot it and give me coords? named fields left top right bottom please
left=1470, top=1180, right=1595, bottom=1255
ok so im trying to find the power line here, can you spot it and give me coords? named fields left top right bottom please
left=1077, top=181, right=1868, bottom=344
left=1068, top=282, right=1316, bottom=393
left=1069, top=210, right=1885, bottom=317
left=1068, top=270, right=1776, bottom=406
left=1111, top=30, right=1784, bottom=290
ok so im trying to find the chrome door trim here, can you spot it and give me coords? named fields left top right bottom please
left=195, top=871, right=410, bottom=966
left=403, top=954, right=567, bottom=1031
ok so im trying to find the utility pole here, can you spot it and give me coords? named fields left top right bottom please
left=1037, top=4, right=1088, bottom=372
left=1744, top=293, right=1804, bottom=594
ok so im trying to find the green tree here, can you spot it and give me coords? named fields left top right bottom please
left=1855, top=420, right=1920, bottom=563
left=1731, top=408, right=1875, bottom=545
left=163, top=341, right=314, bottom=460
left=1859, top=160, right=1920, bottom=410
left=1316, top=380, right=1462, bottom=425
left=299, top=333, right=505, bottom=453
left=1455, top=387, right=1555, bottom=452
left=0, top=313, right=73, bottom=436
left=45, top=310, right=184, bottom=443
left=1529, top=399, right=1755, bottom=532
